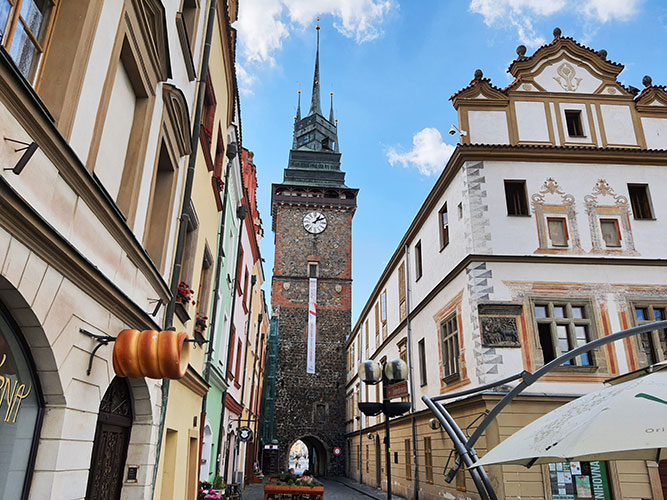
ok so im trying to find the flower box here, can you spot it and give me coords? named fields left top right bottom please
left=263, top=484, right=324, bottom=500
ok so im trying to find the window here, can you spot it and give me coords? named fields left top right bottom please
left=405, top=439, right=412, bottom=480
left=227, top=325, right=236, bottom=379
left=374, top=303, right=380, bottom=348
left=398, top=262, right=406, bottom=321
left=424, top=437, right=433, bottom=483
left=547, top=217, right=568, bottom=247
left=366, top=445, right=369, bottom=472
left=236, top=246, right=244, bottom=295
left=600, top=219, right=621, bottom=247
left=242, top=269, right=250, bottom=310
left=457, top=202, right=463, bottom=220
left=308, top=262, right=318, bottom=278
left=414, top=240, right=423, bottom=280
left=565, top=110, right=584, bottom=137
left=398, top=338, right=409, bottom=401
left=418, top=339, right=427, bottom=386
left=534, top=302, right=594, bottom=366
left=504, top=180, right=529, bottom=216
left=440, top=314, right=460, bottom=380
left=201, top=74, right=216, bottom=150
left=364, top=320, right=369, bottom=358
left=195, top=245, right=214, bottom=319
left=439, top=202, right=449, bottom=249
left=628, top=184, right=654, bottom=220
left=1, top=0, right=57, bottom=82
left=380, top=291, right=387, bottom=339
left=634, top=305, right=667, bottom=365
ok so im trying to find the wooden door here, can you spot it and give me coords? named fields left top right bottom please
left=85, top=378, right=133, bottom=500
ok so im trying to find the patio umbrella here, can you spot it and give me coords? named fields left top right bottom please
left=473, top=362, right=667, bottom=468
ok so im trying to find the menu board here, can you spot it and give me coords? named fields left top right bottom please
left=548, top=461, right=612, bottom=500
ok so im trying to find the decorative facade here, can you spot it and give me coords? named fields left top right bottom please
left=345, top=29, right=667, bottom=500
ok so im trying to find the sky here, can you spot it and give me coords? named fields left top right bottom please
left=234, top=0, right=667, bottom=323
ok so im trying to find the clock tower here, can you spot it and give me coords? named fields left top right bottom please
left=270, top=23, right=357, bottom=476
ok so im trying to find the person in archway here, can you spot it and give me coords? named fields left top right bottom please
left=299, top=469, right=314, bottom=482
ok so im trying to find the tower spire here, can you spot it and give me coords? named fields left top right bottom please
left=329, top=92, right=334, bottom=123
left=308, top=20, right=322, bottom=116
left=296, top=90, right=302, bottom=121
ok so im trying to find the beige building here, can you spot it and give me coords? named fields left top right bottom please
left=346, top=30, right=667, bottom=500
left=0, top=1, right=235, bottom=499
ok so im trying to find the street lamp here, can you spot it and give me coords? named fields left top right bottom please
left=357, top=359, right=411, bottom=500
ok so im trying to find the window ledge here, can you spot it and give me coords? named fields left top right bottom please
left=551, top=365, right=599, bottom=373
left=442, top=373, right=461, bottom=384
left=175, top=301, right=191, bottom=324
left=633, top=217, right=656, bottom=221
left=439, top=244, right=449, bottom=253
left=507, top=214, right=531, bottom=217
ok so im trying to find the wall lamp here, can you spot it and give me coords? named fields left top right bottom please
left=448, top=125, right=467, bottom=137
left=4, top=138, right=38, bottom=175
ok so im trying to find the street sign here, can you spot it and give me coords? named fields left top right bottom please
left=333, top=447, right=342, bottom=456
left=387, top=380, right=408, bottom=399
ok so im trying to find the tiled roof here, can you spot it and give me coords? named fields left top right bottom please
left=449, top=77, right=507, bottom=101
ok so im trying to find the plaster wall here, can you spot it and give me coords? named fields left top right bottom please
left=600, top=104, right=637, bottom=145
left=641, top=116, right=667, bottom=149
left=514, top=101, right=550, bottom=142
left=468, top=111, right=509, bottom=144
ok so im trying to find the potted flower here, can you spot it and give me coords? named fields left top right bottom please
left=176, top=281, right=196, bottom=305
left=195, top=314, right=208, bottom=333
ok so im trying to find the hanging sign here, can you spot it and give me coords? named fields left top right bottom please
left=307, top=278, right=317, bottom=374
left=238, top=427, right=253, bottom=442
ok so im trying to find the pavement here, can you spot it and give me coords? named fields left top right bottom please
left=242, top=476, right=406, bottom=500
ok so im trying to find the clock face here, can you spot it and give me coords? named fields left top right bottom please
left=303, top=212, right=327, bottom=234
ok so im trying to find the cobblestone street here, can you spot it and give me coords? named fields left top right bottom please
left=242, top=477, right=406, bottom=500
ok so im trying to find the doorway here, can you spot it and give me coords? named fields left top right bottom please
left=290, top=436, right=327, bottom=476
left=85, top=377, right=133, bottom=500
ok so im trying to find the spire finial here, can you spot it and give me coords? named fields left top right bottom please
left=329, top=92, right=335, bottom=123
left=296, top=90, right=302, bottom=121
left=309, top=18, right=322, bottom=116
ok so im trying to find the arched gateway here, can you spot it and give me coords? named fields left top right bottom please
left=289, top=436, right=328, bottom=476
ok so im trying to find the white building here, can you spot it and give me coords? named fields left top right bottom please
left=346, top=29, right=667, bottom=500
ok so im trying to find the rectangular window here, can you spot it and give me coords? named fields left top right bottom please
left=424, top=437, right=433, bottom=483
left=565, top=110, right=584, bottom=137
left=234, top=339, right=243, bottom=380
left=439, top=202, right=449, bottom=249
left=195, top=246, right=214, bottom=318
left=227, top=326, right=236, bottom=379
left=308, top=262, right=318, bottom=278
left=547, top=217, right=568, bottom=247
left=236, top=246, right=244, bottom=295
left=374, top=304, right=380, bottom=348
left=440, top=314, right=460, bottom=381
left=201, top=74, right=217, bottom=148
left=504, top=180, right=529, bottom=216
left=633, top=304, right=667, bottom=365
left=458, top=202, right=463, bottom=220
left=418, top=339, right=427, bottom=386
left=366, top=445, right=369, bottom=472
left=364, top=320, right=369, bottom=358
left=600, top=219, right=621, bottom=247
left=398, top=262, right=406, bottom=321
left=534, top=302, right=594, bottom=366
left=414, top=240, right=423, bottom=280
left=628, top=184, right=654, bottom=220
left=405, top=439, right=412, bottom=481
left=380, top=291, right=387, bottom=339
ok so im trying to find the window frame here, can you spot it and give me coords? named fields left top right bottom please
left=398, top=262, right=406, bottom=321
left=439, top=313, right=460, bottom=382
left=532, top=300, right=596, bottom=368
left=404, top=438, right=412, bottom=481
left=418, top=338, right=427, bottom=386
left=631, top=302, right=667, bottom=366
left=504, top=180, right=529, bottom=216
left=424, top=436, right=433, bottom=484
left=627, top=184, right=655, bottom=220
left=565, top=109, right=584, bottom=137
left=380, top=291, right=387, bottom=339
left=546, top=216, right=569, bottom=247
left=599, top=218, right=622, bottom=248
left=414, top=240, right=423, bottom=281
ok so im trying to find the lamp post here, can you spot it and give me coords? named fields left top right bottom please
left=358, top=359, right=411, bottom=500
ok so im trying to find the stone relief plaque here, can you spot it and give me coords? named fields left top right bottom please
left=478, top=304, right=522, bottom=347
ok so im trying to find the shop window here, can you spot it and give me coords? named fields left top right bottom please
left=534, top=301, right=594, bottom=366
left=0, top=307, right=42, bottom=499
left=404, top=439, right=411, bottom=481
left=504, top=180, right=529, bottom=216
left=565, top=110, right=584, bottom=137
left=547, top=217, right=569, bottom=247
left=418, top=338, right=427, bottom=386
left=2, top=0, right=57, bottom=83
left=424, top=437, right=433, bottom=484
left=600, top=219, right=621, bottom=247
left=628, top=184, right=654, bottom=220
left=439, top=202, right=449, bottom=249
left=414, top=240, right=423, bottom=280
left=440, top=314, right=460, bottom=381
left=633, top=304, right=667, bottom=366
left=548, top=461, right=613, bottom=500
left=398, top=262, right=406, bottom=321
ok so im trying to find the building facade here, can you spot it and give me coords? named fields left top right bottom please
left=345, top=30, right=667, bottom=500
left=270, top=26, right=357, bottom=477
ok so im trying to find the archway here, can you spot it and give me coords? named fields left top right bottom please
left=85, top=377, right=133, bottom=500
left=289, top=436, right=327, bottom=477
left=288, top=440, right=308, bottom=474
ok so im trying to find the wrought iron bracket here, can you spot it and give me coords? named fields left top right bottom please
left=80, top=328, right=116, bottom=376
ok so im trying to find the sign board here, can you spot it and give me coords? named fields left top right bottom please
left=238, top=427, right=253, bottom=442
left=333, top=447, right=342, bottom=456
left=387, top=380, right=408, bottom=399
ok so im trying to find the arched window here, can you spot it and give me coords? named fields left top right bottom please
left=0, top=306, right=43, bottom=500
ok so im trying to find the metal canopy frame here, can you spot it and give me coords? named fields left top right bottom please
left=422, top=319, right=667, bottom=500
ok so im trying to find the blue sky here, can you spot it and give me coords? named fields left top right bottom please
left=235, top=0, right=667, bottom=322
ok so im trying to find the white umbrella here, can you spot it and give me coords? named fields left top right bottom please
left=473, top=362, right=667, bottom=468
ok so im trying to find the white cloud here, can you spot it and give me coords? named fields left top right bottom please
left=386, top=128, right=456, bottom=177
left=236, top=0, right=394, bottom=72
left=469, top=0, right=641, bottom=47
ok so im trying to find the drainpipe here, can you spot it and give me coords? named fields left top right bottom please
left=404, top=244, right=419, bottom=500
left=151, top=1, right=217, bottom=498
